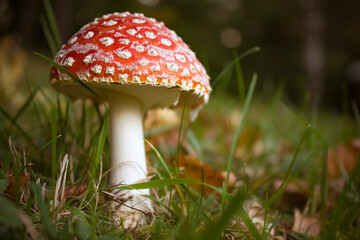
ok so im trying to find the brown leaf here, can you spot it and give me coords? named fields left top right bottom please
left=327, top=139, right=360, bottom=178
left=57, top=184, right=88, bottom=199
left=5, top=170, right=30, bottom=200
left=144, top=108, right=180, bottom=153
left=272, top=179, right=312, bottom=208
left=177, top=154, right=236, bottom=194
left=144, top=108, right=179, bottom=131
left=292, top=209, right=321, bottom=236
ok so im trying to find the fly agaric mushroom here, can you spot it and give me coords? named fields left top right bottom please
left=49, top=12, right=211, bottom=227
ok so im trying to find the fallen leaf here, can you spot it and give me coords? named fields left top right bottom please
left=5, top=170, right=30, bottom=200
left=144, top=108, right=180, bottom=154
left=57, top=184, right=88, bottom=199
left=327, top=139, right=360, bottom=178
left=144, top=108, right=179, bottom=131
left=177, top=154, right=236, bottom=194
left=272, top=179, right=313, bottom=209
left=291, top=208, right=321, bottom=236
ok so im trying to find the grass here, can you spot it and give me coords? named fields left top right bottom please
left=0, top=1, right=360, bottom=239
left=1, top=53, right=360, bottom=239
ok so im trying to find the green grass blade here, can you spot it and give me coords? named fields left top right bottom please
left=351, top=101, right=360, bottom=136
left=233, top=51, right=245, bottom=105
left=144, top=125, right=177, bottom=138
left=80, top=111, right=109, bottom=207
left=268, top=126, right=310, bottom=205
left=29, top=135, right=61, bottom=162
left=35, top=53, right=107, bottom=109
left=31, top=183, right=56, bottom=240
left=200, top=188, right=261, bottom=240
left=94, top=112, right=109, bottom=172
left=0, top=196, right=22, bottom=228
left=212, top=46, right=260, bottom=88
left=186, top=129, right=205, bottom=162
left=146, top=195, right=179, bottom=220
left=51, top=107, right=58, bottom=200
left=175, top=92, right=189, bottom=175
left=12, top=87, right=39, bottom=124
left=324, top=156, right=360, bottom=239
left=42, top=0, right=62, bottom=49
left=224, top=74, right=257, bottom=193
left=68, top=206, right=96, bottom=239
left=145, top=139, right=172, bottom=177
left=0, top=107, right=37, bottom=149
left=320, top=145, right=328, bottom=230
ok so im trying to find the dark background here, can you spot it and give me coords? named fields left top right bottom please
left=2, top=0, right=360, bottom=112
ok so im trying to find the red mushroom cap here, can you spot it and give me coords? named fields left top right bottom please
left=50, top=12, right=211, bottom=109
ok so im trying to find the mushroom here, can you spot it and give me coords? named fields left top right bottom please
left=49, top=12, right=211, bottom=227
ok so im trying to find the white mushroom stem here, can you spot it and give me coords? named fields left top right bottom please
left=108, top=92, right=151, bottom=215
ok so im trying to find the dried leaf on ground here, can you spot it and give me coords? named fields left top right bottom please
left=178, top=154, right=236, bottom=194
left=291, top=208, right=321, bottom=236
left=272, top=179, right=314, bottom=208
left=328, top=139, right=360, bottom=178
left=144, top=108, right=179, bottom=131
left=57, top=184, right=88, bottom=199
left=144, top=108, right=180, bottom=153
left=5, top=170, right=30, bottom=200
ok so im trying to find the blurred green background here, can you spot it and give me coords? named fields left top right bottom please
left=1, top=0, right=360, bottom=112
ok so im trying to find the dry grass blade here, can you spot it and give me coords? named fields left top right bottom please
left=54, top=154, right=69, bottom=208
